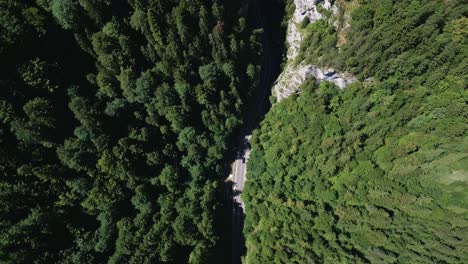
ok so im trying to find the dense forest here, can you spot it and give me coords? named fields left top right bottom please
left=0, top=0, right=263, bottom=263
left=244, top=0, right=468, bottom=263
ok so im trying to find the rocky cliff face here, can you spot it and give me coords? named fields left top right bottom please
left=273, top=0, right=356, bottom=101
left=286, top=0, right=327, bottom=60
left=294, top=0, right=329, bottom=24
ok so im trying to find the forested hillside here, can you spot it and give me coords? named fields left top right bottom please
left=0, top=0, right=262, bottom=263
left=244, top=0, right=468, bottom=263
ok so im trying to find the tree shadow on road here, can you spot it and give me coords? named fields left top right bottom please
left=218, top=180, right=246, bottom=264
left=231, top=195, right=246, bottom=264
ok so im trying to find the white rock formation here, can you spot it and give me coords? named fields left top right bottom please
left=273, top=0, right=356, bottom=101
left=286, top=0, right=324, bottom=60
left=293, top=0, right=324, bottom=24
left=309, top=66, right=356, bottom=88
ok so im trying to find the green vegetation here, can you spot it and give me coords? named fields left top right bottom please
left=297, top=0, right=467, bottom=80
left=0, top=0, right=262, bottom=263
left=244, top=0, right=468, bottom=263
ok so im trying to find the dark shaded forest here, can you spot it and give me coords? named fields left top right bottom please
left=244, top=0, right=468, bottom=263
left=0, top=0, right=264, bottom=263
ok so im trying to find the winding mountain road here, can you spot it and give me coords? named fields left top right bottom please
left=229, top=0, right=281, bottom=263
left=230, top=137, right=251, bottom=264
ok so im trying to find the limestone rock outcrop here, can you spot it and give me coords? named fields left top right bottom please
left=273, top=0, right=355, bottom=101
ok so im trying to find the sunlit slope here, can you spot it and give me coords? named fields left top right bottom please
left=243, top=0, right=467, bottom=262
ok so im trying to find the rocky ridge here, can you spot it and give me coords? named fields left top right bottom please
left=273, top=0, right=356, bottom=101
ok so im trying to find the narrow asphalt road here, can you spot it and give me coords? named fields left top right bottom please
left=229, top=0, right=281, bottom=263
left=230, top=136, right=250, bottom=264
left=232, top=137, right=251, bottom=210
